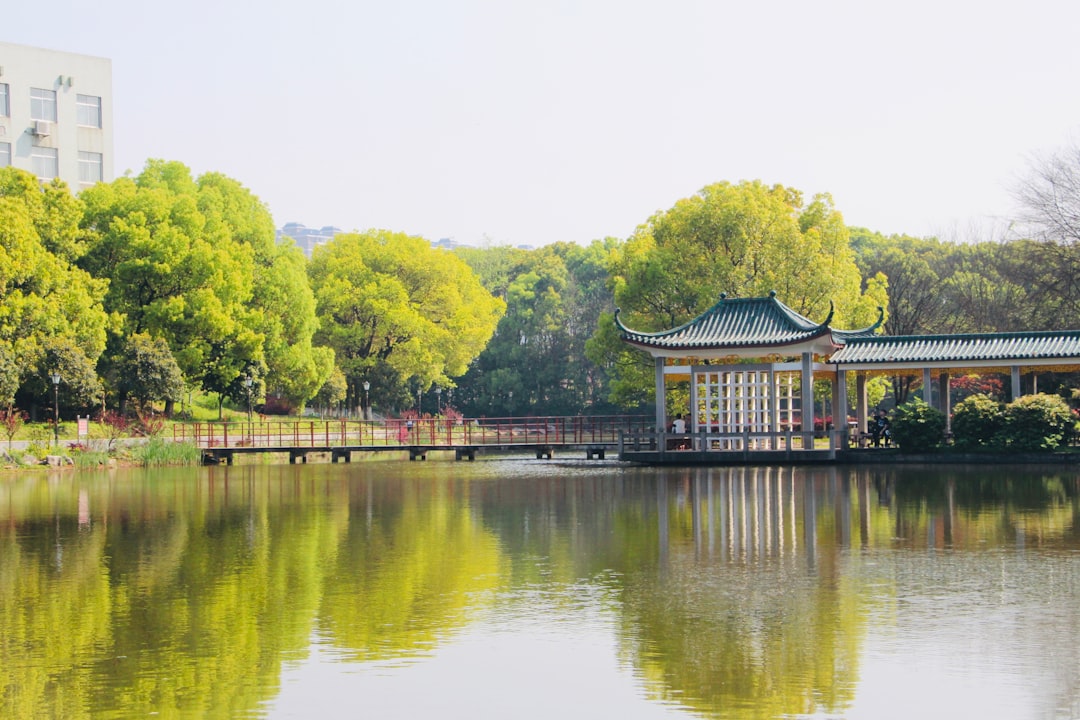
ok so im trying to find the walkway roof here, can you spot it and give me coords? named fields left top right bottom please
left=616, top=292, right=883, bottom=359
left=832, top=330, right=1080, bottom=370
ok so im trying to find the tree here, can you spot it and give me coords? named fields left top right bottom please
left=454, top=240, right=621, bottom=416
left=589, top=181, right=887, bottom=409
left=78, top=161, right=331, bottom=413
left=313, top=367, right=348, bottom=415
left=1014, top=142, right=1080, bottom=246
left=251, top=237, right=334, bottom=410
left=15, top=336, right=105, bottom=418
left=0, top=343, right=18, bottom=409
left=111, top=333, right=185, bottom=414
left=851, top=231, right=948, bottom=336
left=1010, top=143, right=1080, bottom=328
left=0, top=169, right=110, bottom=414
left=78, top=162, right=263, bottom=408
left=309, top=231, right=504, bottom=413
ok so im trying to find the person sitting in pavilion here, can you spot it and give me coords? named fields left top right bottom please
left=870, top=409, right=891, bottom=447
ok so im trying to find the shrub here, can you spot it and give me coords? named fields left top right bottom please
left=951, top=393, right=1004, bottom=449
left=98, top=410, right=132, bottom=451
left=996, top=393, right=1074, bottom=451
left=1, top=407, right=27, bottom=451
left=260, top=395, right=294, bottom=416
left=891, top=398, right=947, bottom=452
left=135, top=407, right=165, bottom=437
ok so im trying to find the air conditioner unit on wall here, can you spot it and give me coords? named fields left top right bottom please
left=32, top=121, right=51, bottom=137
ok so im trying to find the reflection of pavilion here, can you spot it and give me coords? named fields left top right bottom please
left=616, top=292, right=1080, bottom=461
left=672, top=467, right=870, bottom=566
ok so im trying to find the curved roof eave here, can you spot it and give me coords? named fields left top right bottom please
left=832, top=306, right=886, bottom=341
left=614, top=293, right=869, bottom=352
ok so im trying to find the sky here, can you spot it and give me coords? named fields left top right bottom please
left=6, top=0, right=1080, bottom=247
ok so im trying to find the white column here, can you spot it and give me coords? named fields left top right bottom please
left=801, top=352, right=814, bottom=448
left=655, top=357, right=666, bottom=433
left=856, top=372, right=868, bottom=440
left=1011, top=366, right=1021, bottom=401
left=690, top=367, right=699, bottom=433
left=939, top=372, right=951, bottom=435
left=833, top=369, right=848, bottom=449
left=922, top=368, right=933, bottom=404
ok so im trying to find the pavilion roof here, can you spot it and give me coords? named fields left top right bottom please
left=831, top=330, right=1080, bottom=366
left=616, top=292, right=883, bottom=357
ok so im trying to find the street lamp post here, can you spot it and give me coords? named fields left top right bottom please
left=508, top=390, right=513, bottom=416
left=436, top=387, right=442, bottom=414
left=243, top=376, right=253, bottom=422
left=362, top=381, right=370, bottom=421
left=50, top=372, right=61, bottom=447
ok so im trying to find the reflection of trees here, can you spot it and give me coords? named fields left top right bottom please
left=0, top=466, right=355, bottom=718
left=0, top=464, right=508, bottom=717
left=318, top=474, right=506, bottom=661
left=865, top=467, right=1080, bottom=549
left=0, top=513, right=111, bottom=719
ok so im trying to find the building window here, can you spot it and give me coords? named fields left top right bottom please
left=31, top=146, right=58, bottom=180
left=0, top=142, right=10, bottom=168
left=76, top=94, right=102, bottom=128
left=0, top=84, right=9, bottom=117
left=78, top=151, right=103, bottom=184
left=30, top=88, right=57, bottom=122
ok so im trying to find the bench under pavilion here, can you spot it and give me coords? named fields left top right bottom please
left=616, top=291, right=1080, bottom=458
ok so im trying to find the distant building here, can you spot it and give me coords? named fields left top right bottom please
left=0, top=41, right=113, bottom=189
left=277, top=223, right=342, bottom=256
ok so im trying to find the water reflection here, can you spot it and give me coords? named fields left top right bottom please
left=1, top=462, right=1078, bottom=719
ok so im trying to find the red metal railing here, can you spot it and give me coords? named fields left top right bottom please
left=172, top=415, right=652, bottom=450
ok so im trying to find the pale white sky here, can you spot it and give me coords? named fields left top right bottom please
left=7, top=0, right=1080, bottom=247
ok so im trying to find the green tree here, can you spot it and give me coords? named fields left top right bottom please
left=313, top=367, right=348, bottom=415
left=78, top=161, right=330, bottom=414
left=590, top=181, right=887, bottom=409
left=0, top=343, right=18, bottom=409
left=0, top=169, right=110, bottom=414
left=454, top=241, right=618, bottom=416
left=309, top=231, right=504, bottom=413
left=111, top=333, right=185, bottom=413
left=78, top=162, right=262, bottom=412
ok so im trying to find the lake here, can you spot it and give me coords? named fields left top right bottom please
left=2, top=458, right=1078, bottom=719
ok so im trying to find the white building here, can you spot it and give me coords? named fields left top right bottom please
left=0, top=41, right=113, bottom=189
left=277, top=223, right=342, bottom=257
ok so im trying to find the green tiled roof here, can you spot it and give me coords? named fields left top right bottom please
left=616, top=292, right=882, bottom=351
left=832, top=330, right=1080, bottom=365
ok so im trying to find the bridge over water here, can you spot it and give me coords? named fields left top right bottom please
left=176, top=415, right=653, bottom=465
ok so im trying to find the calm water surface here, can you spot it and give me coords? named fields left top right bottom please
left=2, top=459, right=1079, bottom=719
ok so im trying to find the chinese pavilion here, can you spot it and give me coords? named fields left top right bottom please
left=616, top=291, right=1080, bottom=456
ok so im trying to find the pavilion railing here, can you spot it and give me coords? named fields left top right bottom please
left=619, top=428, right=839, bottom=453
